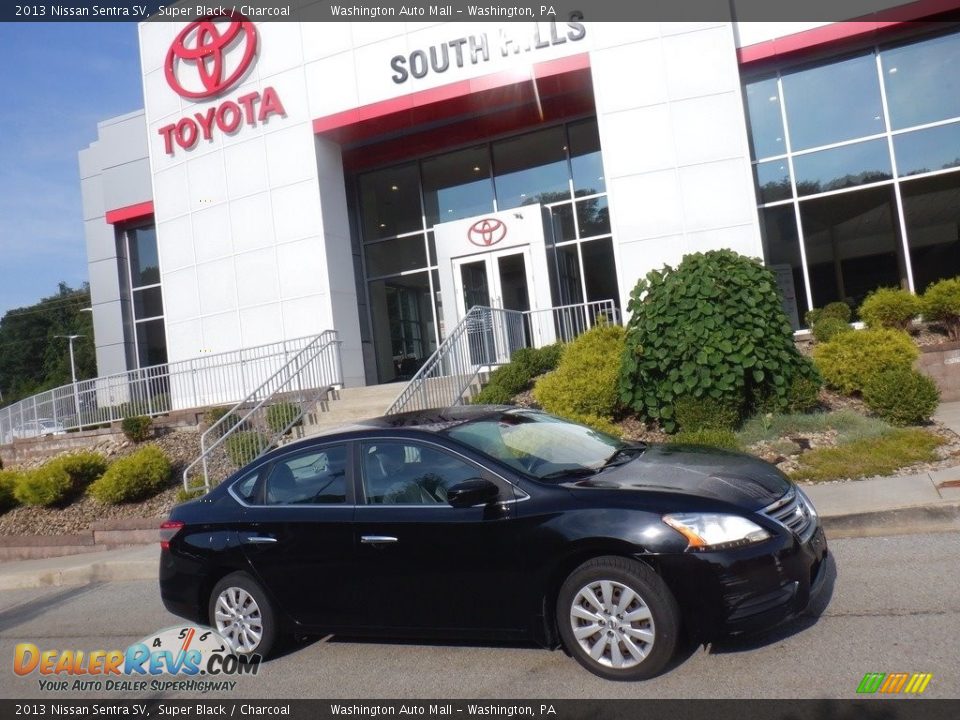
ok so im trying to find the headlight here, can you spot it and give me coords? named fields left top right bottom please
left=662, top=513, right=771, bottom=551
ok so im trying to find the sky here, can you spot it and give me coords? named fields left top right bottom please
left=0, top=22, right=144, bottom=317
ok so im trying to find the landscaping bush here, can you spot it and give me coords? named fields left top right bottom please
left=534, top=324, right=625, bottom=425
left=266, top=402, right=302, bottom=434
left=862, top=367, right=939, bottom=426
left=671, top=428, right=739, bottom=451
left=922, top=277, right=960, bottom=340
left=474, top=343, right=564, bottom=405
left=49, top=451, right=108, bottom=494
left=121, top=415, right=152, bottom=442
left=618, top=250, right=819, bottom=432
left=811, top=316, right=852, bottom=344
left=673, top=395, right=739, bottom=432
left=0, top=470, right=21, bottom=513
left=812, top=328, right=918, bottom=395
left=805, top=301, right=852, bottom=328
left=88, top=445, right=172, bottom=504
left=203, top=406, right=243, bottom=438
left=859, top=287, right=922, bottom=331
left=225, top=430, right=269, bottom=467
left=14, top=465, right=72, bottom=506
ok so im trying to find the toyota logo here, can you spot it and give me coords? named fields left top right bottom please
left=165, top=12, right=258, bottom=99
left=467, top=218, right=507, bottom=247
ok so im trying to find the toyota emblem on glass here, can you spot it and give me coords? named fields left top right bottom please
left=467, top=218, right=508, bottom=247
left=165, top=11, right=258, bottom=99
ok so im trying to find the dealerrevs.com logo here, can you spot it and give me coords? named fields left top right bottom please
left=14, top=625, right=260, bottom=694
left=165, top=12, right=257, bottom=99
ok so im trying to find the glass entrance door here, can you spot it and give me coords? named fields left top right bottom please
left=452, top=248, right=534, bottom=318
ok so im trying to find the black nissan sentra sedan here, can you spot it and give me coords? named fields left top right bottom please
left=159, top=406, right=828, bottom=680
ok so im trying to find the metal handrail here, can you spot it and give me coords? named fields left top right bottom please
left=386, top=299, right=619, bottom=416
left=182, top=330, right=343, bottom=491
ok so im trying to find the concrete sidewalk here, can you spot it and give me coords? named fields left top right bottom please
left=0, top=402, right=958, bottom=590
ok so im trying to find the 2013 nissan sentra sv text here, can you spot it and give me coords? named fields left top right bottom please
left=159, top=406, right=829, bottom=680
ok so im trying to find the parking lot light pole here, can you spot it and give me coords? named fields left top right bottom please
left=55, top=334, right=85, bottom=430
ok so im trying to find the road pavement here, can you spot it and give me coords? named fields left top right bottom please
left=0, top=531, right=957, bottom=699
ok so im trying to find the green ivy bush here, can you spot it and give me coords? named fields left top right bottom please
left=618, top=250, right=820, bottom=432
left=14, top=465, right=72, bottom=506
left=805, top=302, right=852, bottom=328
left=811, top=317, right=852, bottom=344
left=671, top=428, right=740, bottom=451
left=0, top=470, right=21, bottom=513
left=266, top=403, right=302, bottom=434
left=225, top=431, right=269, bottom=467
left=88, top=445, right=172, bottom=504
left=923, top=277, right=960, bottom=341
left=859, top=287, right=922, bottom=331
left=121, top=416, right=152, bottom=442
left=474, top=344, right=564, bottom=405
left=534, top=324, right=625, bottom=429
left=673, top=396, right=740, bottom=432
left=862, top=367, right=939, bottom=426
left=813, top=328, right=918, bottom=396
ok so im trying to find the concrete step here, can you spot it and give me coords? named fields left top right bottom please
left=0, top=518, right=162, bottom=563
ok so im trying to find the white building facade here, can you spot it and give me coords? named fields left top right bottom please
left=80, top=13, right=960, bottom=398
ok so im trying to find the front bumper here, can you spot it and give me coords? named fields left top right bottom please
left=658, top=521, right=829, bottom=639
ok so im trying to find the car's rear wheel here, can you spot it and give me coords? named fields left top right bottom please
left=208, top=572, right=277, bottom=657
left=557, top=556, right=680, bottom=681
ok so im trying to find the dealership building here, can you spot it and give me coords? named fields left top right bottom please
left=80, top=12, right=960, bottom=395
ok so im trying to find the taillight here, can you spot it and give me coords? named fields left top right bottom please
left=159, top=520, right=184, bottom=550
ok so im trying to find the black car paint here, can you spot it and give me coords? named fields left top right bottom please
left=159, top=409, right=828, bottom=647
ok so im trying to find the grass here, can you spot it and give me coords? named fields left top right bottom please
left=787, top=428, right=944, bottom=482
left=737, top=409, right=891, bottom=447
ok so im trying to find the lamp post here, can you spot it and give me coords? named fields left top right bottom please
left=55, top=334, right=85, bottom=431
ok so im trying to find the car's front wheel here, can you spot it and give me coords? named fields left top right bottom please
left=208, top=572, right=277, bottom=657
left=557, top=556, right=680, bottom=681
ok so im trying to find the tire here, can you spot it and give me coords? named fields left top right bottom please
left=208, top=572, right=278, bottom=658
left=556, top=556, right=680, bottom=681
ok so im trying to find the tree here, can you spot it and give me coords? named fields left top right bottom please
left=0, top=283, right=96, bottom=406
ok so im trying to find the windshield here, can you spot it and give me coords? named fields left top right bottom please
left=445, top=410, right=634, bottom=480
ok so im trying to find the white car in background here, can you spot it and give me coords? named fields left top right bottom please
left=2, top=418, right=66, bottom=445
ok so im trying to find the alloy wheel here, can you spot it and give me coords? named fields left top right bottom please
left=568, top=579, right=656, bottom=669
left=214, top=586, right=264, bottom=653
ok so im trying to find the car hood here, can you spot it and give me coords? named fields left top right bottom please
left=563, top=444, right=791, bottom=510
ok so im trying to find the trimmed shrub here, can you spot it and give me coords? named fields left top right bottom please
left=812, top=328, right=918, bottom=395
left=203, top=406, right=243, bottom=438
left=859, top=287, right=922, bottom=331
left=923, top=277, right=960, bottom=340
left=786, top=371, right=823, bottom=413
left=49, top=452, right=108, bottom=495
left=225, top=431, right=269, bottom=467
left=121, top=416, right=152, bottom=442
left=175, top=485, right=206, bottom=504
left=671, top=428, right=739, bottom=451
left=811, top=317, right=852, bottom=344
left=805, top=301, right=852, bottom=328
left=266, top=402, right=302, bottom=434
left=88, top=445, right=172, bottom=504
left=474, top=343, right=564, bottom=405
left=673, top=395, right=739, bottom=432
left=0, top=470, right=21, bottom=513
left=619, top=250, right=819, bottom=432
left=863, top=367, right=939, bottom=426
left=534, top=324, right=625, bottom=424
left=14, top=465, right=72, bottom=506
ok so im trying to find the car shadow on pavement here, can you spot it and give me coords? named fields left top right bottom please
left=707, top=552, right=838, bottom=655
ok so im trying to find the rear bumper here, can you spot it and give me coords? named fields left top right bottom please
left=159, top=548, right=207, bottom=624
left=658, top=522, right=829, bottom=639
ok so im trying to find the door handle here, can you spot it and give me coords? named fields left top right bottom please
left=360, top=535, right=398, bottom=545
left=243, top=536, right=277, bottom=544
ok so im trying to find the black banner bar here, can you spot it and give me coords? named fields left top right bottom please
left=3, top=700, right=960, bottom=720
left=3, top=0, right=960, bottom=23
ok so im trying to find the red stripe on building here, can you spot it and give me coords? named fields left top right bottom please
left=105, top=200, right=154, bottom=225
left=737, top=0, right=960, bottom=65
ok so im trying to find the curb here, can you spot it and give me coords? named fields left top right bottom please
left=0, top=557, right=157, bottom=591
left=821, top=501, right=960, bottom=539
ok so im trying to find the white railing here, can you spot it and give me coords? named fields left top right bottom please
left=0, top=333, right=329, bottom=445
left=386, top=299, right=619, bottom=416
left=182, top=330, right=343, bottom=492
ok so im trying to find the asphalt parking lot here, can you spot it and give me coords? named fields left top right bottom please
left=1, top=531, right=957, bottom=699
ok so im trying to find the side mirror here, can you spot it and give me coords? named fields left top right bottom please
left=447, top=478, right=500, bottom=509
